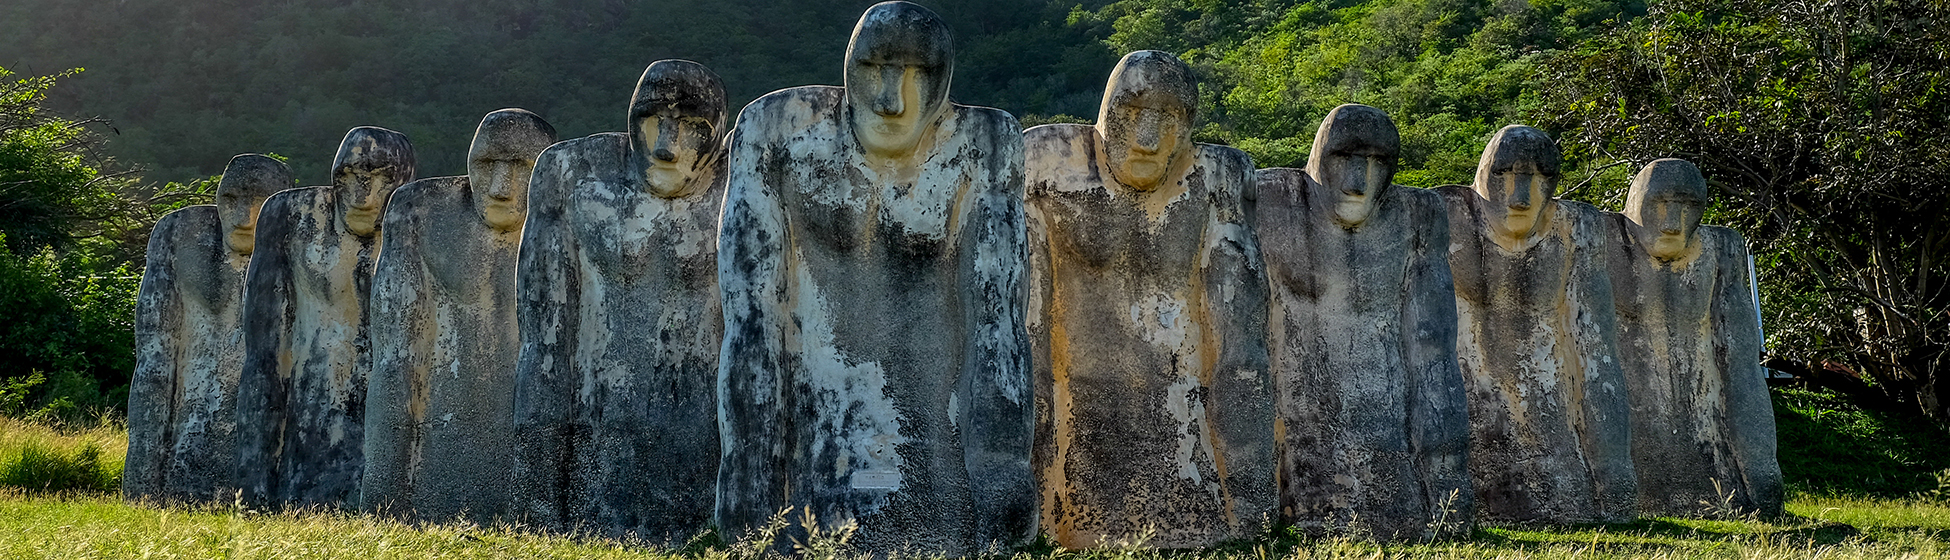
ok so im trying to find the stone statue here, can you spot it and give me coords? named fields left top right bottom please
left=361, top=109, right=556, bottom=522
left=125, top=154, right=291, bottom=503
left=509, top=61, right=726, bottom=540
left=1255, top=104, right=1472, bottom=539
left=234, top=127, right=415, bottom=507
left=1434, top=125, right=1636, bottom=524
left=715, top=2, right=1033, bottom=553
left=1606, top=159, right=1782, bottom=517
left=1025, top=50, right=1274, bottom=549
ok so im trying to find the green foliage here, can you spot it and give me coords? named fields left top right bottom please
left=0, top=235, right=139, bottom=416
left=0, top=67, right=133, bottom=256
left=1074, top=0, right=1644, bottom=184
left=1537, top=0, right=1950, bottom=421
left=1772, top=387, right=1950, bottom=497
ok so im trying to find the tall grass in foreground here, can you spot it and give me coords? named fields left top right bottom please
left=2, top=489, right=1947, bottom=559
left=0, top=414, right=124, bottom=492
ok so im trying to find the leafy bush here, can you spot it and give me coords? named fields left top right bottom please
left=0, top=235, right=139, bottom=416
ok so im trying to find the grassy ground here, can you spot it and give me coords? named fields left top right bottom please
left=4, top=388, right=1949, bottom=558
left=0, top=490, right=1946, bottom=559
left=0, top=414, right=123, bottom=493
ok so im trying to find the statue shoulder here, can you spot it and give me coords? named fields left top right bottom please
left=1697, top=224, right=1752, bottom=265
left=1254, top=167, right=1306, bottom=186
left=1697, top=224, right=1748, bottom=246
left=1023, top=124, right=1100, bottom=198
left=1391, top=185, right=1447, bottom=216
left=261, top=185, right=330, bottom=217
left=153, top=204, right=218, bottom=237
left=952, top=103, right=1021, bottom=137
left=537, top=133, right=630, bottom=170
left=149, top=205, right=219, bottom=253
left=1553, top=199, right=1613, bottom=248
left=1023, top=123, right=1094, bottom=151
left=732, top=86, right=845, bottom=141
left=387, top=176, right=467, bottom=212
left=1431, top=184, right=1476, bottom=204
left=1195, top=142, right=1254, bottom=173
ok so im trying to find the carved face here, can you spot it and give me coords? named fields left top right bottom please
left=843, top=2, right=953, bottom=160
left=1473, top=126, right=1561, bottom=242
left=1625, top=159, right=1709, bottom=261
left=214, top=154, right=290, bottom=256
left=628, top=60, right=727, bottom=198
left=1306, top=104, right=1400, bottom=227
left=634, top=107, right=717, bottom=197
left=1097, top=51, right=1196, bottom=191
left=467, top=110, right=556, bottom=231
left=331, top=127, right=414, bottom=237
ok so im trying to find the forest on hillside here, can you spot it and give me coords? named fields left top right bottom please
left=4, top=0, right=1950, bottom=430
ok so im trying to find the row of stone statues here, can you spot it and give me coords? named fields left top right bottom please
left=123, top=1, right=1781, bottom=553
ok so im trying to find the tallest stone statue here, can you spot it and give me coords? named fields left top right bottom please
left=715, top=2, right=1034, bottom=554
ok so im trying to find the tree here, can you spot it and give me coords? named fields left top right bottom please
left=0, top=67, right=133, bottom=256
left=1538, top=0, right=1950, bottom=421
left=0, top=66, right=148, bottom=415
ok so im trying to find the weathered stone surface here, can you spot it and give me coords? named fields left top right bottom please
left=361, top=109, right=556, bottom=522
left=510, top=61, right=726, bottom=541
left=1435, top=125, right=1636, bottom=524
left=715, top=2, right=1034, bottom=554
left=1255, top=104, right=1472, bottom=539
left=125, top=154, right=291, bottom=503
left=1026, top=50, right=1273, bottom=549
left=235, top=127, right=416, bottom=507
left=1606, top=159, right=1782, bottom=517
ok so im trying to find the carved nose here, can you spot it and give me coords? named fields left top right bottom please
left=1132, top=112, right=1164, bottom=153
left=1342, top=163, right=1369, bottom=196
left=1508, top=177, right=1533, bottom=210
left=654, top=148, right=678, bottom=163
left=872, top=91, right=904, bottom=117
left=873, top=67, right=906, bottom=117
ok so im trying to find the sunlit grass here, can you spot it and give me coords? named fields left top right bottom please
left=1, top=489, right=1947, bottom=559
left=4, top=412, right=1947, bottom=558
left=0, top=414, right=123, bottom=492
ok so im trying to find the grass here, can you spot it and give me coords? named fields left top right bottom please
left=1773, top=387, right=1950, bottom=497
left=0, top=414, right=123, bottom=493
left=3, top=387, right=1950, bottom=557
left=0, top=490, right=1946, bottom=559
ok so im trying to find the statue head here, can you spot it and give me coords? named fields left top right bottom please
left=215, top=154, right=293, bottom=256
left=330, top=127, right=415, bottom=237
left=629, top=60, right=727, bottom=198
left=1096, top=50, right=1197, bottom=191
left=1306, top=104, right=1400, bottom=228
left=467, top=109, right=557, bottom=231
left=844, top=1, right=953, bottom=160
left=1625, top=158, right=1709, bottom=261
left=1472, top=125, right=1561, bottom=242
